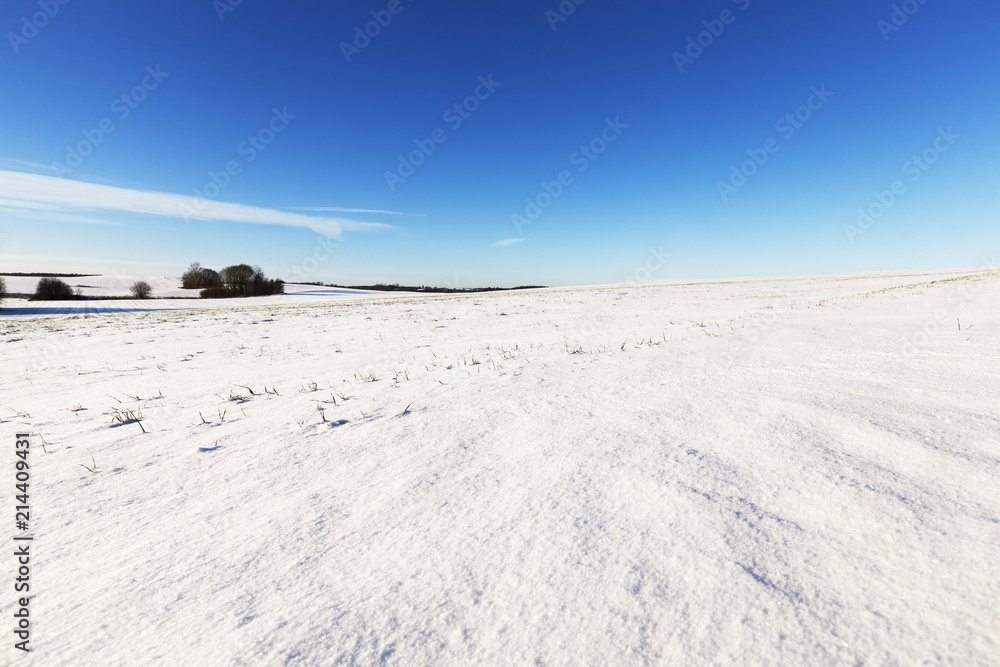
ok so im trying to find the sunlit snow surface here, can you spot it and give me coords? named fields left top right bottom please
left=1, top=268, right=998, bottom=665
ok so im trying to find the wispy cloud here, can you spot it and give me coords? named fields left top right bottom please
left=0, top=170, right=395, bottom=236
left=0, top=157, right=59, bottom=174
left=0, top=207, right=121, bottom=226
left=293, top=206, right=425, bottom=217
left=492, top=238, right=525, bottom=247
left=340, top=220, right=397, bottom=232
left=0, top=197, right=60, bottom=210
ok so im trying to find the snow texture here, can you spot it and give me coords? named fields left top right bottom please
left=1, top=268, right=998, bottom=665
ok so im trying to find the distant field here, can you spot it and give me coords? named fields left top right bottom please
left=0, top=274, right=394, bottom=314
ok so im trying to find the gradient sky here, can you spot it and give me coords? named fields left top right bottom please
left=1, top=0, right=998, bottom=287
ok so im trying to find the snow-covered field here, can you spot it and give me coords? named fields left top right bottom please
left=1, top=267, right=998, bottom=665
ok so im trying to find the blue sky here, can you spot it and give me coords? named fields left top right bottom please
left=1, top=0, right=998, bottom=287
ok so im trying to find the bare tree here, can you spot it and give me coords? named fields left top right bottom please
left=32, top=277, right=75, bottom=300
left=181, top=262, right=201, bottom=289
left=131, top=281, right=153, bottom=299
left=182, top=262, right=222, bottom=289
left=221, top=264, right=256, bottom=295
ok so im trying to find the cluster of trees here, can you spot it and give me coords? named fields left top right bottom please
left=183, top=263, right=284, bottom=298
left=0, top=276, right=5, bottom=310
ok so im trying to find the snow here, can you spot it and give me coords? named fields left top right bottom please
left=1, top=274, right=196, bottom=300
left=0, top=274, right=393, bottom=316
left=1, top=267, right=998, bottom=665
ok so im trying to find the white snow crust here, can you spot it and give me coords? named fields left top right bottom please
left=1, top=267, right=998, bottom=665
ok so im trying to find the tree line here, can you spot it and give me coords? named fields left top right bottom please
left=183, top=263, right=284, bottom=298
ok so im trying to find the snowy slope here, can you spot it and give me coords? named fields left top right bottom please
left=1, top=268, right=998, bottom=665
left=1, top=274, right=192, bottom=299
